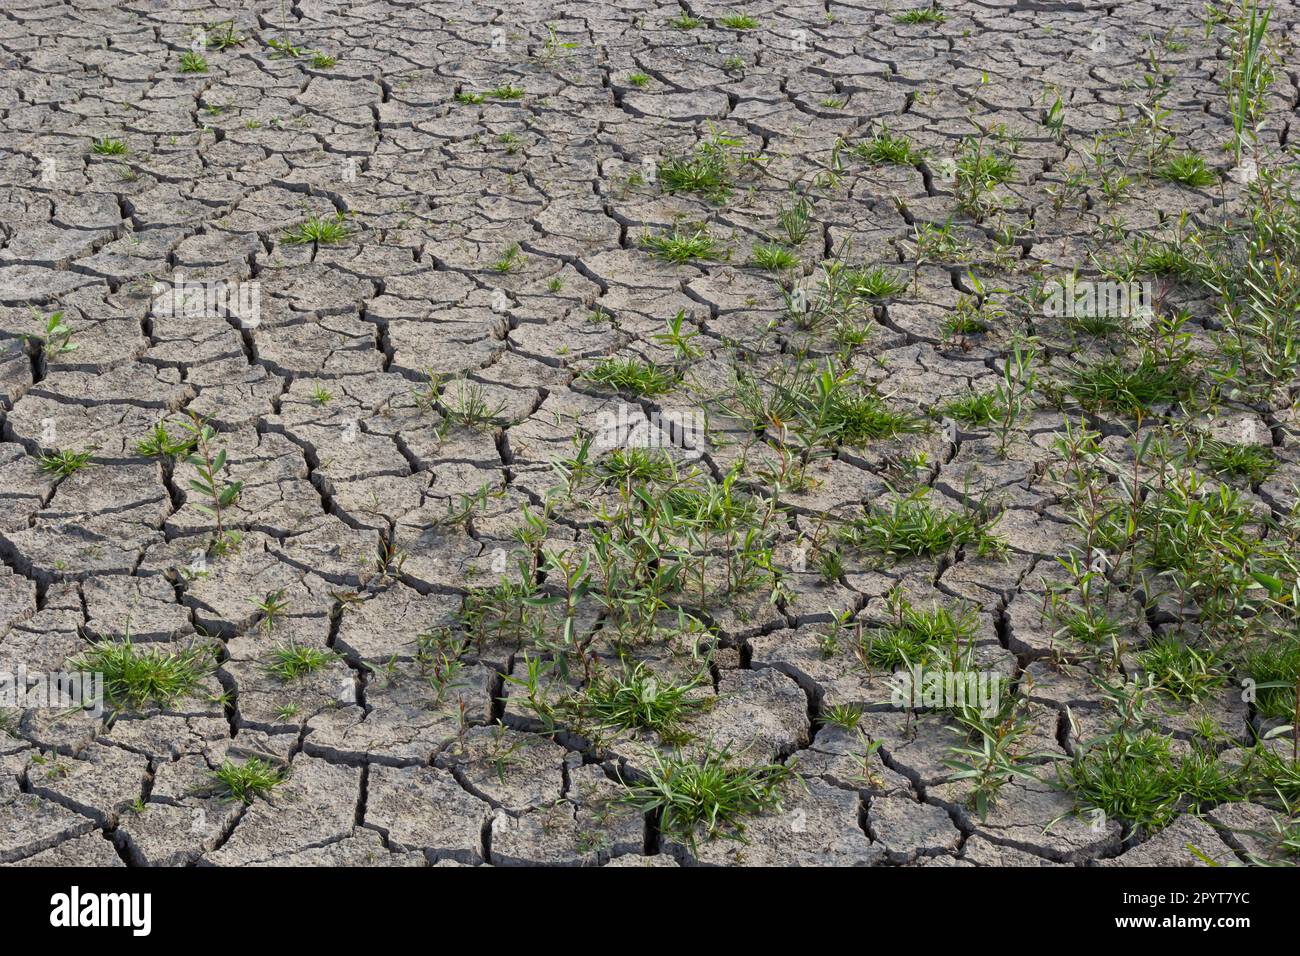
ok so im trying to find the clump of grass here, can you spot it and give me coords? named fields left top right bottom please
left=1138, top=636, right=1227, bottom=701
left=38, top=448, right=94, bottom=477
left=845, top=265, right=908, bottom=299
left=490, top=242, right=524, bottom=273
left=669, top=14, right=702, bottom=29
left=1066, top=352, right=1197, bottom=415
left=617, top=747, right=794, bottom=848
left=640, top=222, right=725, bottom=263
left=1061, top=727, right=1235, bottom=838
left=839, top=489, right=1004, bottom=560
left=750, top=242, right=799, bottom=271
left=894, top=4, right=947, bottom=24
left=821, top=703, right=862, bottom=731
left=1155, top=152, right=1218, bottom=188
left=211, top=757, right=284, bottom=804
left=812, top=381, right=927, bottom=446
left=488, top=83, right=525, bottom=100
left=91, top=137, right=127, bottom=156
left=69, top=640, right=216, bottom=711
left=627, top=72, right=650, bottom=87
left=1197, top=438, right=1276, bottom=483
left=310, top=51, right=337, bottom=68
left=135, top=421, right=196, bottom=459
left=180, top=51, right=208, bottom=73
left=942, top=389, right=1000, bottom=427
left=265, top=642, right=337, bottom=681
left=775, top=189, right=814, bottom=245
left=563, top=663, right=712, bottom=744
left=582, top=357, right=679, bottom=396
left=599, top=447, right=676, bottom=486
left=864, top=594, right=978, bottom=667
left=853, top=126, right=923, bottom=165
left=659, top=127, right=743, bottom=202
left=719, top=12, right=758, bottom=29
left=439, top=378, right=508, bottom=431
left=1054, top=605, right=1122, bottom=646
left=282, top=212, right=351, bottom=245
left=1241, top=641, right=1299, bottom=719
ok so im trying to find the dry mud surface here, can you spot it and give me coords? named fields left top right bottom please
left=2, top=0, right=1300, bottom=868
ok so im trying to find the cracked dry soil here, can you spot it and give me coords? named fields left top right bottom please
left=1, top=0, right=1300, bottom=869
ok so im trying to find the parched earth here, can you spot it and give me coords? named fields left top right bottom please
left=2, top=0, right=1299, bottom=868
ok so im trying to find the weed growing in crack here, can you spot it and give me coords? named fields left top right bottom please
left=69, top=639, right=216, bottom=712
left=653, top=309, right=703, bottom=361
left=839, top=489, right=1004, bottom=561
left=181, top=412, right=243, bottom=553
left=266, top=37, right=306, bottom=58
left=282, top=212, right=350, bottom=245
left=26, top=309, right=78, bottom=357
left=1155, top=151, right=1218, bottom=188
left=252, top=589, right=290, bottom=634
left=440, top=379, right=508, bottom=431
left=719, top=12, right=758, bottom=30
left=582, top=357, right=679, bottom=396
left=659, top=126, right=744, bottom=202
left=205, top=20, right=245, bottom=50
left=863, top=589, right=979, bottom=667
left=490, top=242, right=524, bottom=273
left=135, top=421, right=196, bottom=459
left=774, top=188, right=814, bottom=245
left=640, top=222, right=726, bottom=263
left=616, top=747, right=795, bottom=849
left=944, top=695, right=1043, bottom=820
left=911, top=220, right=970, bottom=266
left=180, top=51, right=209, bottom=73
left=894, top=3, right=947, bottom=25
left=821, top=703, right=862, bottom=732
left=38, top=447, right=94, bottom=478
left=954, top=134, right=1017, bottom=219
left=845, top=265, right=908, bottom=300
left=91, top=137, right=127, bottom=156
left=750, top=242, right=799, bottom=271
left=211, top=757, right=284, bottom=804
left=265, top=642, right=337, bottom=681
left=853, top=125, right=923, bottom=165
left=1138, top=636, right=1228, bottom=702
left=1222, top=0, right=1275, bottom=162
